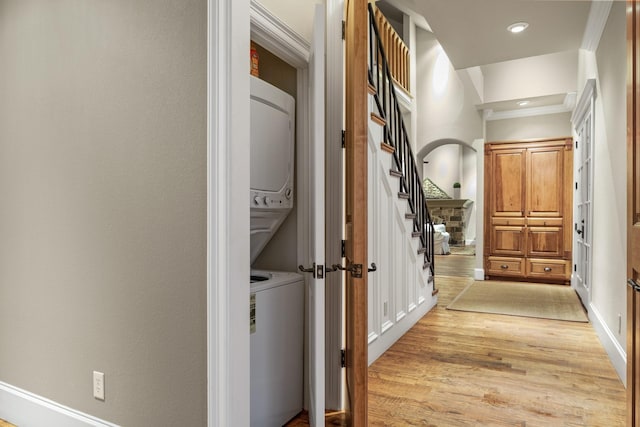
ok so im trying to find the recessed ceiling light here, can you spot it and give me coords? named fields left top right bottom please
left=517, top=100, right=530, bottom=107
left=507, top=22, right=529, bottom=34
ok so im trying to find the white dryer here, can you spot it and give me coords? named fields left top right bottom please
left=250, top=270, right=304, bottom=426
left=249, top=75, right=295, bottom=264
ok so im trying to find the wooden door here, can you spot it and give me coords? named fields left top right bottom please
left=344, top=0, right=368, bottom=424
left=526, top=145, right=564, bottom=218
left=490, top=148, right=526, bottom=218
left=628, top=1, right=640, bottom=425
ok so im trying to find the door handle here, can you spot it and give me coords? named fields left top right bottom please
left=298, top=263, right=326, bottom=279
left=627, top=278, right=640, bottom=292
left=368, top=263, right=377, bottom=272
left=332, top=263, right=363, bottom=278
left=298, top=263, right=316, bottom=278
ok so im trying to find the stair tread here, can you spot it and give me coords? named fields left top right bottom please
left=371, top=112, right=386, bottom=126
left=398, top=192, right=410, bottom=199
left=380, top=142, right=395, bottom=154
left=417, top=247, right=426, bottom=254
left=412, top=231, right=422, bottom=238
left=389, top=169, right=403, bottom=178
left=405, top=213, right=417, bottom=219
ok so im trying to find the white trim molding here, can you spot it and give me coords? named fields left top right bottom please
left=250, top=0, right=311, bottom=68
left=589, top=304, right=627, bottom=385
left=484, top=102, right=573, bottom=121
left=0, top=382, right=118, bottom=427
left=571, top=79, right=597, bottom=126
left=581, top=0, right=613, bottom=52
left=324, top=0, right=345, bottom=411
left=208, top=0, right=250, bottom=426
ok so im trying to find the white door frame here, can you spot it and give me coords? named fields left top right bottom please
left=209, top=1, right=337, bottom=423
left=571, top=78, right=597, bottom=309
left=207, top=0, right=250, bottom=425
left=325, top=0, right=346, bottom=411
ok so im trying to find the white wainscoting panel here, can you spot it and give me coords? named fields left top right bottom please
left=367, top=95, right=438, bottom=364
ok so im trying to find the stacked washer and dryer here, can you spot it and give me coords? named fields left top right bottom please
left=249, top=75, right=304, bottom=426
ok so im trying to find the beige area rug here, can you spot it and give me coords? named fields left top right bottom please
left=447, top=280, right=588, bottom=322
left=449, top=245, right=475, bottom=256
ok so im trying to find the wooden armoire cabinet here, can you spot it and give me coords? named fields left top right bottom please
left=484, top=137, right=573, bottom=283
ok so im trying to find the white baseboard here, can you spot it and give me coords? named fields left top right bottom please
left=474, top=268, right=485, bottom=281
left=465, top=239, right=476, bottom=246
left=0, top=382, right=118, bottom=427
left=588, top=305, right=627, bottom=386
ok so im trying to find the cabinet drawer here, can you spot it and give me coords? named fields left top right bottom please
left=527, top=259, right=570, bottom=280
left=487, top=257, right=524, bottom=276
left=527, top=218, right=563, bottom=227
left=492, top=217, right=525, bottom=226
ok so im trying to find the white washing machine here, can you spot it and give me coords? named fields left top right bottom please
left=250, top=270, right=304, bottom=426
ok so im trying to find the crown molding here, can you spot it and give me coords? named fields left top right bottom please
left=250, top=0, right=310, bottom=68
left=581, top=0, right=613, bottom=52
left=484, top=102, right=572, bottom=121
left=571, top=79, right=597, bottom=126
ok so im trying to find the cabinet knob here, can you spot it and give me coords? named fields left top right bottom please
left=500, top=264, right=509, bottom=269
left=544, top=267, right=552, bottom=272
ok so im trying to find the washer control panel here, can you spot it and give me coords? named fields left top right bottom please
left=250, top=188, right=293, bottom=208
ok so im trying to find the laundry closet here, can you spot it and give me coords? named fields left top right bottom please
left=248, top=42, right=304, bottom=426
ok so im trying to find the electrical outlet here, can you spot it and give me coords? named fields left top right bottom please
left=93, top=371, right=105, bottom=401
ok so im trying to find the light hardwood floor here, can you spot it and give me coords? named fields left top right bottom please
left=0, top=420, right=16, bottom=427
left=289, top=252, right=625, bottom=426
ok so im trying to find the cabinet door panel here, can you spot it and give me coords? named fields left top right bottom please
left=491, top=225, right=526, bottom=256
left=492, top=149, right=526, bottom=217
left=527, top=147, right=563, bottom=217
left=528, top=226, right=563, bottom=258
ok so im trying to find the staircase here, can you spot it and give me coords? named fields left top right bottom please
left=366, top=3, right=437, bottom=364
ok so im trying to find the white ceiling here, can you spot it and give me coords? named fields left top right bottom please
left=395, top=0, right=592, bottom=70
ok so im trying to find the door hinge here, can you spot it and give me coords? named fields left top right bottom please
left=574, top=264, right=577, bottom=272
left=575, top=182, right=578, bottom=190
left=341, top=349, right=346, bottom=368
left=575, top=140, right=578, bottom=149
left=341, top=239, right=346, bottom=258
left=341, top=130, right=345, bottom=148
left=341, top=20, right=346, bottom=40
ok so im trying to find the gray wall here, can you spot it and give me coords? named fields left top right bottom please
left=0, top=0, right=207, bottom=425
left=589, top=0, right=628, bottom=364
left=486, top=113, right=572, bottom=142
left=415, top=28, right=483, bottom=151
